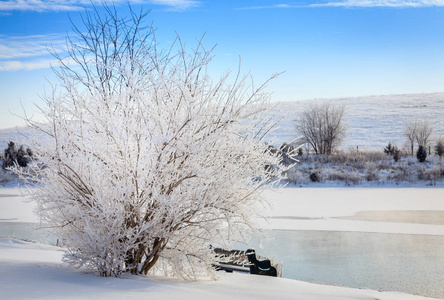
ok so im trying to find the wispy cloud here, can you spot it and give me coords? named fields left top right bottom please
left=149, top=0, right=200, bottom=10
left=0, top=34, right=66, bottom=60
left=311, top=0, right=444, bottom=8
left=0, top=0, right=199, bottom=12
left=0, top=34, right=67, bottom=71
left=238, top=0, right=444, bottom=10
left=0, top=58, right=59, bottom=71
left=237, top=4, right=299, bottom=10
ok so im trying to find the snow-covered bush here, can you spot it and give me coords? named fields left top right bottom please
left=13, top=7, right=287, bottom=278
left=284, top=148, right=443, bottom=185
left=279, top=143, right=298, bottom=166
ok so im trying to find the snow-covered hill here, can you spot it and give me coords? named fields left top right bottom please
left=1, top=92, right=443, bottom=151
left=269, top=92, right=444, bottom=150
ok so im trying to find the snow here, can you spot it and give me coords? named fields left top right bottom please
left=268, top=92, right=444, bottom=149
left=0, top=238, right=439, bottom=300
left=1, top=92, right=444, bottom=152
left=0, top=188, right=37, bottom=222
left=1, top=186, right=443, bottom=299
left=261, top=187, right=444, bottom=235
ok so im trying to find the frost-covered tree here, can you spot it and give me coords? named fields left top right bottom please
left=415, top=120, right=433, bottom=149
left=296, top=103, right=346, bottom=155
left=14, top=6, right=287, bottom=278
left=404, top=120, right=418, bottom=156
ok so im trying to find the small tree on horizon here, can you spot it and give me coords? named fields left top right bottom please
left=295, top=103, right=346, bottom=155
left=404, top=120, right=417, bottom=156
left=384, top=142, right=395, bottom=155
left=435, top=136, right=444, bottom=159
left=13, top=6, right=287, bottom=279
left=415, top=120, right=433, bottom=150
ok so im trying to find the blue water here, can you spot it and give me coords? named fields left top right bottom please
left=1, top=222, right=443, bottom=299
left=253, top=230, right=444, bottom=299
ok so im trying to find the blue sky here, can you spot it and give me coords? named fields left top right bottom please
left=1, top=0, right=444, bottom=128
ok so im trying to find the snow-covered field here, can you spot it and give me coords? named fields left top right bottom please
left=1, top=92, right=443, bottom=151
left=269, top=92, right=444, bottom=149
left=1, top=187, right=443, bottom=299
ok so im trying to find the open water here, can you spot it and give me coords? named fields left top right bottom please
left=1, top=219, right=443, bottom=299
left=253, top=230, right=444, bottom=299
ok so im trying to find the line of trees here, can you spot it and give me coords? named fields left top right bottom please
left=403, top=120, right=434, bottom=155
left=295, top=103, right=441, bottom=163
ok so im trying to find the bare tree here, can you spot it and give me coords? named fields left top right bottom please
left=13, top=6, right=287, bottom=279
left=403, top=120, right=418, bottom=156
left=434, top=135, right=444, bottom=158
left=296, top=103, right=346, bottom=155
left=415, top=120, right=433, bottom=150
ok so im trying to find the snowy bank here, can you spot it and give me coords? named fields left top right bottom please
left=0, top=188, right=36, bottom=223
left=261, top=187, right=444, bottom=235
left=0, top=238, right=439, bottom=300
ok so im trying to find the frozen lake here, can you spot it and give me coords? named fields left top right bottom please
left=1, top=187, right=443, bottom=299
left=2, top=221, right=443, bottom=299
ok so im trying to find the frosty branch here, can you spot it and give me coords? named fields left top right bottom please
left=14, top=5, right=288, bottom=278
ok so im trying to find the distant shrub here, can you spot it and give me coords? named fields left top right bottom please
left=384, top=142, right=396, bottom=155
left=2, top=141, right=33, bottom=169
left=285, top=169, right=304, bottom=184
left=309, top=172, right=319, bottom=182
left=279, top=143, right=297, bottom=166
left=416, top=146, right=427, bottom=163
left=265, top=145, right=279, bottom=173
left=297, top=147, right=303, bottom=157
left=366, top=170, right=379, bottom=182
left=435, top=138, right=444, bottom=158
left=393, top=148, right=401, bottom=162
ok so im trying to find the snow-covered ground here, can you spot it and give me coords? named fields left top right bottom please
left=269, top=92, right=444, bottom=149
left=262, top=187, right=444, bottom=236
left=1, top=92, right=444, bottom=151
left=0, top=238, right=439, bottom=300
left=1, top=187, right=443, bottom=299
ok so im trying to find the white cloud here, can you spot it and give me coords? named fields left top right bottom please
left=0, top=34, right=68, bottom=71
left=0, top=34, right=66, bottom=60
left=149, top=0, right=199, bottom=10
left=0, top=0, right=199, bottom=12
left=238, top=0, right=444, bottom=10
left=237, top=4, right=296, bottom=10
left=0, top=58, right=58, bottom=71
left=311, top=0, right=444, bottom=7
